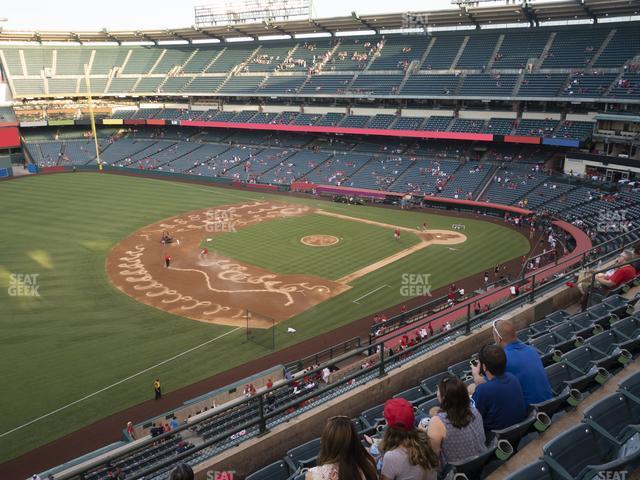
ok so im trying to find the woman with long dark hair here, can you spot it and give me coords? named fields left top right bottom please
left=306, top=416, right=377, bottom=480
left=380, top=398, right=438, bottom=480
left=427, top=376, right=486, bottom=465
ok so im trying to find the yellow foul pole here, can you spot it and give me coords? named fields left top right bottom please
left=83, top=64, right=102, bottom=171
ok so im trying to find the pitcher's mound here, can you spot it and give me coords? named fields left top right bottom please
left=301, top=235, right=340, bottom=247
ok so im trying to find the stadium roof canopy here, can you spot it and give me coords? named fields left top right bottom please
left=0, top=0, right=637, bottom=44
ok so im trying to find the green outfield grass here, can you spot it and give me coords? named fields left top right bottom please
left=210, top=213, right=420, bottom=280
left=0, top=173, right=529, bottom=464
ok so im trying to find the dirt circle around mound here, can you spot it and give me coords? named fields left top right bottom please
left=300, top=235, right=340, bottom=247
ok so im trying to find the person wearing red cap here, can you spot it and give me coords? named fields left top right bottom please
left=379, top=398, right=438, bottom=480
left=305, top=416, right=377, bottom=480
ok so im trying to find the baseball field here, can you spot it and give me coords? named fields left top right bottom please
left=0, top=172, right=530, bottom=464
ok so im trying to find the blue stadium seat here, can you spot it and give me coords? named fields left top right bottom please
left=285, top=437, right=320, bottom=470
left=542, top=424, right=640, bottom=479
left=246, top=460, right=292, bottom=480
left=504, top=460, right=555, bottom=480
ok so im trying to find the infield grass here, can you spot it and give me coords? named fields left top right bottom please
left=0, top=173, right=529, bottom=465
left=210, top=213, right=420, bottom=280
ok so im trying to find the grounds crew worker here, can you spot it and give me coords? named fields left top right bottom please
left=154, top=378, right=162, bottom=400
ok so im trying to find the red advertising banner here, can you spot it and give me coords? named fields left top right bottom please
left=504, top=135, right=541, bottom=145
left=179, top=120, right=495, bottom=143
left=0, top=127, right=21, bottom=148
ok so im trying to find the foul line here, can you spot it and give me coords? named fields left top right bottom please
left=353, top=284, right=390, bottom=304
left=0, top=327, right=241, bottom=439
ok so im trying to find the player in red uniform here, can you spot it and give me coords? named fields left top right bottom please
left=394, top=229, right=400, bottom=241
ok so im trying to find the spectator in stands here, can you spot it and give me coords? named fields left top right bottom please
left=578, top=250, right=637, bottom=293
left=492, top=319, right=553, bottom=405
left=470, top=345, right=527, bottom=434
left=126, top=421, right=135, bottom=439
left=426, top=376, right=486, bottom=466
left=169, top=463, right=194, bottom=480
left=306, top=416, right=377, bottom=480
left=380, top=398, right=439, bottom=480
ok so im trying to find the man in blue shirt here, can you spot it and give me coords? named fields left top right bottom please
left=493, top=319, right=554, bottom=405
left=471, top=344, right=527, bottom=433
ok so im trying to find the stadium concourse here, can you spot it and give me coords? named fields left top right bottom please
left=1, top=0, right=640, bottom=478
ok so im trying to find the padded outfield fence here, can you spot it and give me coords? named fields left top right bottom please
left=48, top=224, right=640, bottom=480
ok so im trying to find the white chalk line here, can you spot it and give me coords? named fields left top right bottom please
left=353, top=284, right=391, bottom=304
left=0, top=327, right=241, bottom=439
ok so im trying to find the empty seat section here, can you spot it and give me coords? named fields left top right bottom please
left=182, top=77, right=224, bottom=94
left=107, top=78, right=137, bottom=94
left=422, top=34, right=465, bottom=69
left=55, top=47, right=93, bottom=75
left=300, top=75, right=352, bottom=94
left=152, top=48, right=193, bottom=74
left=133, top=77, right=164, bottom=93
left=459, top=74, right=518, bottom=97
left=401, top=74, right=460, bottom=96
left=422, top=116, right=452, bottom=131
left=23, top=47, right=53, bottom=75
left=542, top=26, right=610, bottom=68
left=493, top=29, right=551, bottom=69
left=48, top=78, right=78, bottom=95
left=0, top=48, right=24, bottom=76
left=160, top=77, right=194, bottom=93
left=122, top=47, right=162, bottom=74
left=518, top=74, right=567, bottom=97
left=350, top=74, right=403, bottom=95
left=595, top=24, right=640, bottom=67
left=456, top=32, right=500, bottom=69
left=257, top=76, right=305, bottom=94
left=91, top=47, right=129, bottom=74
left=182, top=48, right=222, bottom=73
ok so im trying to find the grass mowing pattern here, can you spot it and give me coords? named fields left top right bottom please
left=210, top=213, right=420, bottom=280
left=0, top=173, right=529, bottom=464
